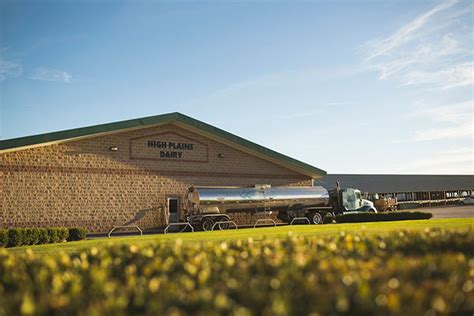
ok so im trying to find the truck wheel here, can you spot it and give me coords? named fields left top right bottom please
left=216, top=217, right=230, bottom=230
left=310, top=212, right=323, bottom=224
left=201, top=218, right=214, bottom=231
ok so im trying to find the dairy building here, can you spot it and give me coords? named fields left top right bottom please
left=0, top=113, right=326, bottom=233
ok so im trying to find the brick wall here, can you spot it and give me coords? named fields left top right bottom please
left=0, top=124, right=312, bottom=232
left=0, top=170, right=4, bottom=228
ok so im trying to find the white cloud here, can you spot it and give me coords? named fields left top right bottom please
left=361, top=0, right=473, bottom=90
left=395, top=147, right=474, bottom=174
left=0, top=58, right=22, bottom=81
left=404, top=100, right=473, bottom=142
left=363, top=0, right=458, bottom=61
left=412, top=123, right=472, bottom=142
left=402, top=61, right=473, bottom=89
left=29, top=67, right=72, bottom=83
left=409, top=100, right=473, bottom=123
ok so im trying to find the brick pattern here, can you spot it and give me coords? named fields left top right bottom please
left=0, top=170, right=4, bottom=227
left=0, top=164, right=305, bottom=179
left=0, top=124, right=312, bottom=232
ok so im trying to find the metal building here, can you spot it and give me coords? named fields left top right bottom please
left=314, top=174, right=474, bottom=208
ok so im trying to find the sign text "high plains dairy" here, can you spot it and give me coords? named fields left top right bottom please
left=147, top=141, right=194, bottom=151
left=147, top=140, right=195, bottom=159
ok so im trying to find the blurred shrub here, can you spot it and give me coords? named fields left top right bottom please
left=0, top=228, right=472, bottom=315
left=37, top=228, right=50, bottom=245
left=7, top=229, right=24, bottom=247
left=67, top=228, right=87, bottom=241
left=0, top=230, right=8, bottom=247
left=1, top=227, right=86, bottom=248
left=22, top=228, right=33, bottom=246
left=335, top=211, right=432, bottom=223
left=47, top=228, right=60, bottom=244
left=24, top=228, right=40, bottom=246
left=57, top=228, right=69, bottom=242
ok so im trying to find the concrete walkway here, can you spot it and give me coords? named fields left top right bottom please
left=423, top=205, right=474, bottom=219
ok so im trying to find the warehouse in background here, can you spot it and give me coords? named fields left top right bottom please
left=314, top=174, right=474, bottom=209
left=0, top=112, right=326, bottom=233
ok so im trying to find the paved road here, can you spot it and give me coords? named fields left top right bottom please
left=421, top=205, right=474, bottom=219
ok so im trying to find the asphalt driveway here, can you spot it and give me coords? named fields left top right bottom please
left=422, top=205, right=474, bottom=219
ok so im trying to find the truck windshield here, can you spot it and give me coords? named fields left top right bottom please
left=342, top=189, right=357, bottom=211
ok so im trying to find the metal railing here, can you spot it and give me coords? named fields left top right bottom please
left=253, top=218, right=276, bottom=228
left=290, top=217, right=310, bottom=225
left=164, top=222, right=194, bottom=234
left=212, top=220, right=238, bottom=231
left=108, top=225, right=143, bottom=238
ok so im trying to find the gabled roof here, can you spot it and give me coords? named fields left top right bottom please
left=0, top=112, right=326, bottom=178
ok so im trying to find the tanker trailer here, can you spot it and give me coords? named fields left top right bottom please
left=185, top=185, right=332, bottom=231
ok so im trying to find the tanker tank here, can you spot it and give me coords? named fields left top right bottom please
left=187, top=185, right=330, bottom=214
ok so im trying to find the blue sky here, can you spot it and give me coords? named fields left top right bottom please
left=1, top=0, right=473, bottom=174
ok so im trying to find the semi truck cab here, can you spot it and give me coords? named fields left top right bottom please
left=339, top=188, right=377, bottom=214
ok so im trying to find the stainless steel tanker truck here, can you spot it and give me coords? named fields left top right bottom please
left=185, top=183, right=376, bottom=231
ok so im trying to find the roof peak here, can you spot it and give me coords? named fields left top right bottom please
left=0, top=112, right=326, bottom=178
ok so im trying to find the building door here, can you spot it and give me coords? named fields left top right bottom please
left=167, top=198, right=180, bottom=223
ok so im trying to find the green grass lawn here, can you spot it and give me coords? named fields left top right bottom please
left=7, top=218, right=474, bottom=255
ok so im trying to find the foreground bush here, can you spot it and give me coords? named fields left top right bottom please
left=37, top=228, right=50, bottom=244
left=1, top=227, right=86, bottom=248
left=57, top=228, right=69, bottom=243
left=7, top=229, right=24, bottom=247
left=0, top=228, right=472, bottom=315
left=334, top=211, right=432, bottom=223
left=67, top=228, right=87, bottom=241
left=23, top=228, right=39, bottom=246
left=0, top=230, right=8, bottom=247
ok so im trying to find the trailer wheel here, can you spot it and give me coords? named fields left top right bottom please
left=201, top=218, right=214, bottom=231
left=216, top=217, right=230, bottom=230
left=311, top=212, right=323, bottom=224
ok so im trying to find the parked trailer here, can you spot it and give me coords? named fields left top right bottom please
left=364, top=192, right=398, bottom=212
left=184, top=183, right=377, bottom=231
